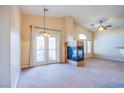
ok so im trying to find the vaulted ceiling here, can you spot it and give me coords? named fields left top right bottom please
left=21, top=5, right=124, bottom=31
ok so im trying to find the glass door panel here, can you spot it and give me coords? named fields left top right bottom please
left=49, top=50, right=56, bottom=60
left=36, top=35, right=46, bottom=64
left=48, top=37, right=57, bottom=62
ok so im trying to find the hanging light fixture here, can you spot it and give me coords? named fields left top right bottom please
left=43, top=5, right=50, bottom=37
left=47, top=32, right=50, bottom=37
left=97, top=21, right=105, bottom=31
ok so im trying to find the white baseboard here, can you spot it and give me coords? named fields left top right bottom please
left=93, top=55, right=124, bottom=62
left=21, top=62, right=63, bottom=69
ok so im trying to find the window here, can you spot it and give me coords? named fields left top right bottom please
left=79, top=34, right=87, bottom=40
left=87, top=41, right=92, bottom=53
left=48, top=37, right=57, bottom=60
left=36, top=35, right=45, bottom=62
left=79, top=34, right=87, bottom=53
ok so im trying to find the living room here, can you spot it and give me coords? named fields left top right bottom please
left=0, top=5, right=124, bottom=88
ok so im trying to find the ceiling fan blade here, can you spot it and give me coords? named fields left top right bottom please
left=90, top=24, right=94, bottom=26
left=104, top=27, right=108, bottom=30
left=91, top=27, right=97, bottom=29
left=96, top=29, right=99, bottom=31
left=105, top=25, right=112, bottom=27
left=90, top=27, right=98, bottom=31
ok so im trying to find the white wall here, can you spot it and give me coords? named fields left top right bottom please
left=21, top=15, right=94, bottom=68
left=64, top=17, right=75, bottom=41
left=74, top=23, right=93, bottom=58
left=21, top=15, right=65, bottom=68
left=0, top=6, right=10, bottom=87
left=93, top=26, right=124, bottom=61
left=10, top=6, right=21, bottom=88
left=0, top=6, right=21, bottom=88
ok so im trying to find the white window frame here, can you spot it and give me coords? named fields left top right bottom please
left=79, top=34, right=87, bottom=40
left=87, top=40, right=92, bottom=53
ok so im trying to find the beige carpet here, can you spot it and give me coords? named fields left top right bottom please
left=17, top=58, right=124, bottom=88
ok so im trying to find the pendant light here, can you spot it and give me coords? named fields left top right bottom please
left=43, top=5, right=50, bottom=37
left=47, top=32, right=50, bottom=37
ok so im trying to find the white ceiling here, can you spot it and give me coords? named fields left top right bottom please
left=21, top=5, right=124, bottom=31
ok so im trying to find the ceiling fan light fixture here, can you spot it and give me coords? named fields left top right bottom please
left=98, top=25, right=105, bottom=31
left=91, top=19, right=112, bottom=31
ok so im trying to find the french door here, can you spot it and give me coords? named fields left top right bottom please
left=35, top=31, right=59, bottom=65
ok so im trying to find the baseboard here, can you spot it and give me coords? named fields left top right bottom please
left=93, top=55, right=124, bottom=62
left=21, top=62, right=64, bottom=69
left=0, top=85, right=10, bottom=88
left=60, top=62, right=66, bottom=63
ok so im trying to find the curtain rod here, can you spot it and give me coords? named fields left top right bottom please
left=30, top=25, right=61, bottom=32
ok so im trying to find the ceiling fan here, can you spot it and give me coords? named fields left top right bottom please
left=90, top=20, right=112, bottom=31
